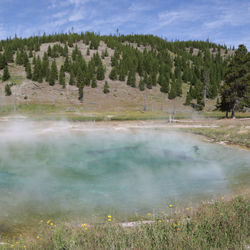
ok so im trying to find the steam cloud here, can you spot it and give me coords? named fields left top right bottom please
left=0, top=120, right=249, bottom=225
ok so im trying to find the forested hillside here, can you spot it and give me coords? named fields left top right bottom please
left=0, top=32, right=236, bottom=112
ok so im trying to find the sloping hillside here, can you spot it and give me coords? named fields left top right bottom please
left=0, top=33, right=233, bottom=113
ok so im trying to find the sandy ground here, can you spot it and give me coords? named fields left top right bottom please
left=0, top=115, right=249, bottom=130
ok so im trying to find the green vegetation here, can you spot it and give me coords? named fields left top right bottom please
left=4, top=84, right=11, bottom=96
left=0, top=32, right=249, bottom=115
left=218, top=44, right=250, bottom=118
left=181, top=126, right=250, bottom=148
left=1, top=196, right=249, bottom=249
left=103, top=81, right=110, bottom=94
left=2, top=66, right=10, bottom=81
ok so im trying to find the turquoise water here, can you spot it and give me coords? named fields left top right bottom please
left=0, top=125, right=249, bottom=226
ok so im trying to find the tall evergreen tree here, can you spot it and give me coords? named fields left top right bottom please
left=5, top=84, right=11, bottom=96
left=168, top=81, right=177, bottom=99
left=176, top=76, right=182, bottom=96
left=139, top=78, right=145, bottom=91
left=103, top=81, right=110, bottom=93
left=97, top=64, right=105, bottom=80
left=219, top=44, right=250, bottom=118
left=127, top=70, right=136, bottom=87
left=49, top=60, right=58, bottom=86
left=2, top=66, right=10, bottom=81
left=0, top=53, right=6, bottom=69
left=109, top=67, right=117, bottom=80
left=59, top=66, right=66, bottom=88
left=78, top=86, right=84, bottom=101
left=160, top=75, right=169, bottom=93
left=91, top=76, right=97, bottom=88
left=25, top=61, right=32, bottom=79
left=69, top=69, right=75, bottom=85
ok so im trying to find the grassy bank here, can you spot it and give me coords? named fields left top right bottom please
left=1, top=104, right=250, bottom=121
left=1, top=195, right=249, bottom=249
left=181, top=126, right=250, bottom=148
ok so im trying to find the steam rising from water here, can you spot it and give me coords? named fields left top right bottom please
left=0, top=120, right=249, bottom=225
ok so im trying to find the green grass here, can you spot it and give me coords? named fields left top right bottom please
left=1, top=195, right=249, bottom=249
left=1, top=103, right=250, bottom=121
left=181, top=127, right=250, bottom=148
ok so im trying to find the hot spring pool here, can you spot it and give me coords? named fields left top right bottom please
left=0, top=121, right=249, bottom=228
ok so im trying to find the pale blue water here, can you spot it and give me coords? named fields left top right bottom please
left=0, top=126, right=249, bottom=225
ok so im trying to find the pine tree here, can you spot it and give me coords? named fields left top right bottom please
left=146, top=74, right=152, bottom=89
left=109, top=67, right=117, bottom=80
left=127, top=70, right=136, bottom=87
left=49, top=60, right=58, bottom=86
left=119, top=69, right=126, bottom=81
left=51, top=60, right=58, bottom=80
left=176, top=76, right=182, bottom=96
left=168, top=81, right=177, bottom=99
left=59, top=66, right=66, bottom=88
left=32, top=56, right=42, bottom=82
left=0, top=53, right=6, bottom=69
left=28, top=49, right=33, bottom=58
left=25, top=61, right=32, bottom=79
left=69, top=69, right=75, bottom=85
left=5, top=84, right=11, bottom=96
left=139, top=78, right=145, bottom=91
left=104, top=48, right=108, bottom=57
left=47, top=45, right=52, bottom=57
left=103, top=81, right=110, bottom=93
left=2, top=66, right=10, bottom=81
left=63, top=44, right=68, bottom=57
left=77, top=68, right=84, bottom=88
left=91, top=77, right=97, bottom=88
left=219, top=44, right=250, bottom=118
left=15, top=50, right=23, bottom=65
left=185, top=91, right=192, bottom=105
left=160, top=75, right=169, bottom=93
left=63, top=56, right=71, bottom=72
left=45, top=67, right=50, bottom=82
left=78, top=86, right=84, bottom=101
left=97, top=64, right=105, bottom=80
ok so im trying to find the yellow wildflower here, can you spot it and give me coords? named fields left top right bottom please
left=81, top=223, right=87, bottom=228
left=40, top=220, right=43, bottom=223
left=108, top=215, right=112, bottom=218
left=24, top=246, right=27, bottom=249
left=178, top=222, right=181, bottom=226
left=47, top=220, right=51, bottom=224
left=37, top=236, right=40, bottom=239
left=10, top=245, right=14, bottom=248
left=173, top=223, right=177, bottom=227
left=158, top=219, right=162, bottom=223
left=147, top=213, right=151, bottom=216
left=108, top=218, right=111, bottom=222
left=169, top=204, right=173, bottom=208
left=186, top=207, right=190, bottom=210
left=50, top=223, right=54, bottom=226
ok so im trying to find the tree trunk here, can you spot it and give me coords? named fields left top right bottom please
left=231, top=101, right=237, bottom=119
left=226, top=110, right=228, bottom=118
